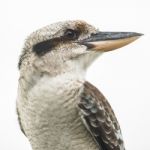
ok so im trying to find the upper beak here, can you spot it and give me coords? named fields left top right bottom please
left=80, top=32, right=143, bottom=52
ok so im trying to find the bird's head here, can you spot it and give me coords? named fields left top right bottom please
left=19, top=20, right=142, bottom=77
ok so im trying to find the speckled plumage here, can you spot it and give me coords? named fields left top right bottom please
left=78, top=82, right=125, bottom=150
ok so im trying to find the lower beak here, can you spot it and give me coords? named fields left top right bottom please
left=80, top=32, right=143, bottom=52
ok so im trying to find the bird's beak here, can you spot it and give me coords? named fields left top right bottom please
left=80, top=32, right=143, bottom=52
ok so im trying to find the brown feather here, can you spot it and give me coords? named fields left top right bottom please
left=78, top=81, right=125, bottom=150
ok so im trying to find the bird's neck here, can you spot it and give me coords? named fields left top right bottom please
left=18, top=70, right=90, bottom=150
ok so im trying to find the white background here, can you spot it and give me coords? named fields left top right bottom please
left=0, top=0, right=149, bottom=149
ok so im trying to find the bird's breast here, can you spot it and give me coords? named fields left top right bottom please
left=18, top=74, right=98, bottom=150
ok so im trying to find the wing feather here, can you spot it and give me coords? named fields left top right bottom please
left=78, top=81, right=125, bottom=150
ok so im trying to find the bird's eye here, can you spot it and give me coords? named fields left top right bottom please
left=64, top=29, right=78, bottom=40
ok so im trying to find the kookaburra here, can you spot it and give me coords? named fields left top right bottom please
left=16, top=20, right=142, bottom=150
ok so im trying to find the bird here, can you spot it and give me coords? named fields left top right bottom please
left=16, top=20, right=142, bottom=150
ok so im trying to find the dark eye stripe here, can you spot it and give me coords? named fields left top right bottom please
left=33, top=29, right=81, bottom=56
left=33, top=37, right=65, bottom=56
left=33, top=39, right=54, bottom=56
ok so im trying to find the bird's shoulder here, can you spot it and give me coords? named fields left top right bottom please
left=77, top=81, right=125, bottom=150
